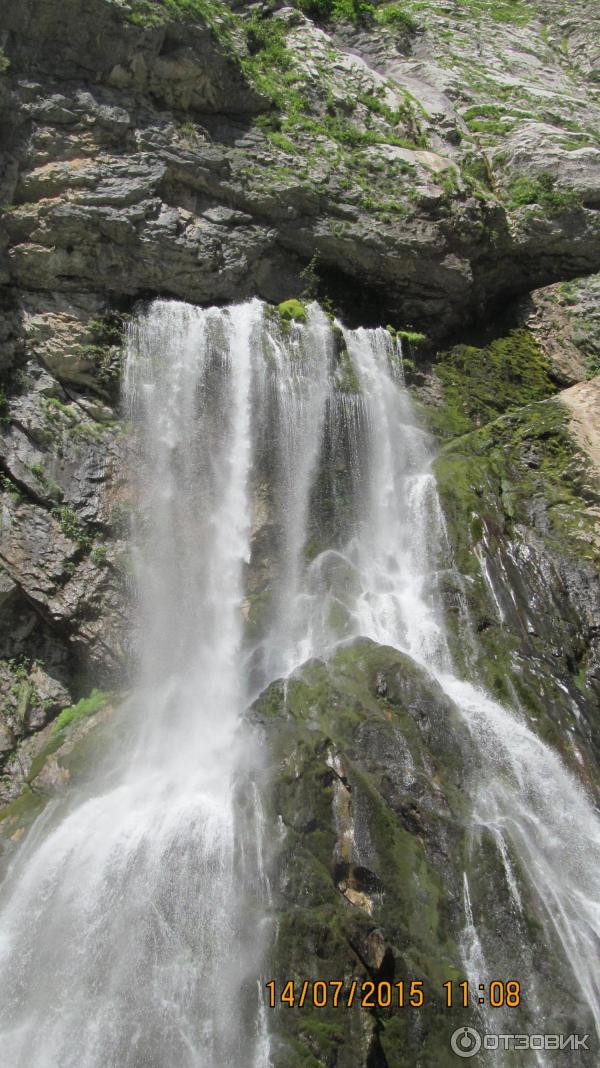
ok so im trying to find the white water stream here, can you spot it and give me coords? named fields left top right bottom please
left=0, top=300, right=598, bottom=1064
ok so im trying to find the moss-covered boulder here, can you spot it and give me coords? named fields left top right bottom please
left=250, top=638, right=478, bottom=1066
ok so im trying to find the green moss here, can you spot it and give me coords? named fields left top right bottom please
left=254, top=639, right=476, bottom=1066
left=0, top=787, right=46, bottom=827
left=26, top=735, right=64, bottom=784
left=333, top=334, right=360, bottom=393
left=427, top=330, right=557, bottom=440
left=387, top=326, right=427, bottom=347
left=243, top=587, right=274, bottom=643
left=278, top=299, right=308, bottom=323
left=506, top=173, right=581, bottom=214
left=434, top=398, right=599, bottom=570
left=15, top=679, right=33, bottom=723
left=432, top=392, right=600, bottom=752
left=53, top=689, right=112, bottom=734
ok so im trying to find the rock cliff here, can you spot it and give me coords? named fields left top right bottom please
left=1, top=3, right=600, bottom=1063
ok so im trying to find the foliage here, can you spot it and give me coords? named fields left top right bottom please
left=300, top=254, right=321, bottom=300
left=30, top=464, right=64, bottom=502
left=444, top=0, right=531, bottom=23
left=375, top=4, right=418, bottom=31
left=0, top=472, right=22, bottom=502
left=85, top=312, right=127, bottom=393
left=53, top=505, right=93, bottom=551
left=293, top=0, right=375, bottom=23
left=586, top=352, right=600, bottom=379
left=244, top=11, right=426, bottom=152
left=122, top=0, right=235, bottom=38
left=90, top=544, right=108, bottom=567
left=242, top=14, right=295, bottom=107
left=53, top=690, right=111, bottom=734
left=387, top=325, right=426, bottom=345
left=0, top=49, right=9, bottom=74
left=506, top=173, right=581, bottom=215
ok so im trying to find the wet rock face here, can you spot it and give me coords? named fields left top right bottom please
left=249, top=638, right=475, bottom=1067
left=434, top=395, right=600, bottom=782
left=249, top=636, right=594, bottom=1066
left=0, top=345, right=129, bottom=796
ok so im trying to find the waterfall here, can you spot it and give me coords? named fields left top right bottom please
left=0, top=300, right=269, bottom=1068
left=0, top=298, right=599, bottom=1064
left=342, top=324, right=600, bottom=1041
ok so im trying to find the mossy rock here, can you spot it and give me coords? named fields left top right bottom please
left=250, top=631, right=597, bottom=1064
left=0, top=698, right=121, bottom=855
left=426, top=329, right=557, bottom=441
left=249, top=638, right=478, bottom=1066
left=433, top=395, right=600, bottom=771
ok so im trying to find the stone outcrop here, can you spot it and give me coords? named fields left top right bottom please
left=250, top=637, right=594, bottom=1066
left=2, top=0, right=600, bottom=336
left=562, top=377, right=600, bottom=477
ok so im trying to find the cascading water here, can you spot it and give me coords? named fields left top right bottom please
left=0, top=300, right=270, bottom=1068
left=0, top=298, right=598, bottom=1065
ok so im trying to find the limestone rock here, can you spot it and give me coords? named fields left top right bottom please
left=561, top=377, right=600, bottom=483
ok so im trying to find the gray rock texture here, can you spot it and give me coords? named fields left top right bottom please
left=1, top=0, right=600, bottom=333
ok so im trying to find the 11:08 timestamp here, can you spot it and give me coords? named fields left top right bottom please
left=265, top=979, right=521, bottom=1010
left=444, top=980, right=521, bottom=1008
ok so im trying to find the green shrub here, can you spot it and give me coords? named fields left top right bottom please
left=53, top=689, right=111, bottom=733
left=375, top=4, right=417, bottom=31
left=294, top=0, right=374, bottom=23
left=90, top=544, right=108, bottom=567
left=53, top=505, right=93, bottom=550
left=123, top=0, right=235, bottom=37
left=387, top=325, right=427, bottom=345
